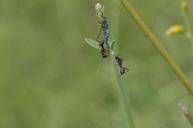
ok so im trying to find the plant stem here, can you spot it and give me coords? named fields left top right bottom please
left=110, top=0, right=121, bottom=45
left=107, top=40, right=135, bottom=128
left=109, top=1, right=135, bottom=128
left=120, top=0, right=193, bottom=96
left=182, top=4, right=193, bottom=46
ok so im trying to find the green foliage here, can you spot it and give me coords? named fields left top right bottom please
left=85, top=38, right=100, bottom=50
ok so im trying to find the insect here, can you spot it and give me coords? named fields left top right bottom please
left=98, top=41, right=109, bottom=58
left=84, top=38, right=109, bottom=58
left=85, top=3, right=129, bottom=76
left=115, top=56, right=129, bottom=75
left=95, top=11, right=111, bottom=58
left=96, top=17, right=110, bottom=58
left=101, top=16, right=109, bottom=43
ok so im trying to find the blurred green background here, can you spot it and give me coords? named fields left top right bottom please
left=1, top=0, right=193, bottom=128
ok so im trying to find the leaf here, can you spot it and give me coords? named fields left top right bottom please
left=111, top=40, right=116, bottom=49
left=84, top=38, right=100, bottom=50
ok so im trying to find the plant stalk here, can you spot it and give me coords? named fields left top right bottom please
left=120, top=0, right=193, bottom=96
left=108, top=41, right=135, bottom=128
left=182, top=5, right=193, bottom=46
left=109, top=1, right=135, bottom=128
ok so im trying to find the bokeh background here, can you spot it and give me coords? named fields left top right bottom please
left=1, top=0, right=193, bottom=128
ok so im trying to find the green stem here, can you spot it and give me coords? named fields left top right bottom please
left=110, top=0, right=121, bottom=44
left=108, top=40, right=135, bottom=128
left=120, top=0, right=193, bottom=96
left=182, top=4, right=193, bottom=46
left=109, top=1, right=135, bottom=128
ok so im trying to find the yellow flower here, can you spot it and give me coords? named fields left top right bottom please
left=166, top=25, right=184, bottom=36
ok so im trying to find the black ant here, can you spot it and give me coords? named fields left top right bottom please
left=99, top=41, right=109, bottom=58
left=96, top=30, right=110, bottom=58
left=115, top=56, right=129, bottom=75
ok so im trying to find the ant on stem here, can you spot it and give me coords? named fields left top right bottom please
left=115, top=56, right=129, bottom=75
left=96, top=27, right=110, bottom=58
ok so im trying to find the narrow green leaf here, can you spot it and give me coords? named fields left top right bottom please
left=111, top=40, right=116, bottom=49
left=178, top=103, right=193, bottom=126
left=84, top=38, right=100, bottom=50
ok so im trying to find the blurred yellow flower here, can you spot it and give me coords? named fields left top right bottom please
left=166, top=25, right=184, bottom=36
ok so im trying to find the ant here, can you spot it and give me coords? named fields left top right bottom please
left=99, top=41, right=109, bottom=58
left=96, top=28, right=110, bottom=58
left=95, top=13, right=111, bottom=58
left=115, top=56, right=129, bottom=75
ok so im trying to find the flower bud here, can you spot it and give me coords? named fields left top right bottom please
left=95, top=3, right=103, bottom=12
left=95, top=3, right=104, bottom=24
left=166, top=25, right=184, bottom=36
